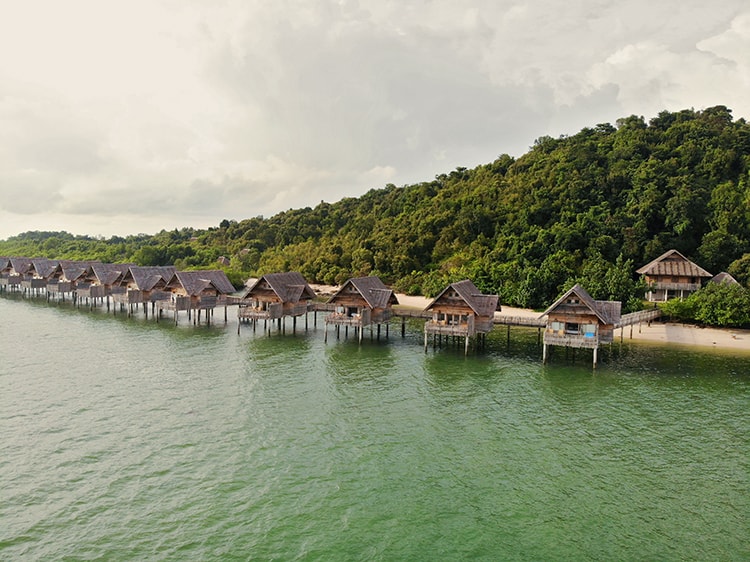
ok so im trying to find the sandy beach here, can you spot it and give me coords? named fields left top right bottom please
left=313, top=285, right=750, bottom=353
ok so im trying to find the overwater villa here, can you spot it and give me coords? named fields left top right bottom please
left=540, top=284, right=621, bottom=367
left=238, top=272, right=316, bottom=332
left=636, top=249, right=712, bottom=301
left=0, top=257, right=25, bottom=291
left=22, top=258, right=57, bottom=295
left=113, top=265, right=177, bottom=315
left=76, top=263, right=134, bottom=307
left=325, top=276, right=399, bottom=342
left=158, top=269, right=236, bottom=324
left=423, top=279, right=500, bottom=354
left=46, top=260, right=100, bottom=302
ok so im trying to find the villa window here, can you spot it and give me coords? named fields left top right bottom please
left=565, top=322, right=580, bottom=335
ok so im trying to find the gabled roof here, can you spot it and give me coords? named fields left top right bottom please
left=636, top=249, right=712, bottom=278
left=710, top=272, right=739, bottom=285
left=540, top=284, right=621, bottom=325
left=9, top=258, right=32, bottom=275
left=29, top=258, right=59, bottom=279
left=243, top=271, right=316, bottom=302
left=168, top=270, right=235, bottom=296
left=59, top=260, right=100, bottom=282
left=123, top=266, right=177, bottom=291
left=424, top=279, right=500, bottom=317
left=327, top=276, right=399, bottom=308
left=90, top=263, right=134, bottom=286
left=0, top=257, right=10, bottom=271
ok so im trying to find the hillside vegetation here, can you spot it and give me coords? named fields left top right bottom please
left=2, top=106, right=749, bottom=312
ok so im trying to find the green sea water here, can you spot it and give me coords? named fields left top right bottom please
left=1, top=295, right=748, bottom=561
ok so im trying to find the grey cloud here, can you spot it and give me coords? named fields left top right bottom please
left=1, top=0, right=749, bottom=239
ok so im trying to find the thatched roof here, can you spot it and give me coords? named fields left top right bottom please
left=327, top=276, right=399, bottom=308
left=29, top=258, right=59, bottom=279
left=636, top=249, right=712, bottom=278
left=167, top=270, right=235, bottom=296
left=242, top=272, right=316, bottom=303
left=540, top=284, right=621, bottom=325
left=90, top=263, right=134, bottom=286
left=123, top=266, right=177, bottom=291
left=0, top=257, right=10, bottom=272
left=59, top=260, right=100, bottom=282
left=424, top=279, right=500, bottom=316
left=9, top=258, right=32, bottom=275
left=710, top=272, right=739, bottom=285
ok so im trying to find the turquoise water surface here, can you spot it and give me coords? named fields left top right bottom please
left=1, top=295, right=748, bottom=561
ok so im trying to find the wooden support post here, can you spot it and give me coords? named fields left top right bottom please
left=324, top=322, right=328, bottom=343
left=377, top=324, right=381, bottom=340
left=593, top=347, right=598, bottom=368
left=465, top=335, right=470, bottom=355
left=424, top=331, right=428, bottom=352
left=402, top=317, right=406, bottom=337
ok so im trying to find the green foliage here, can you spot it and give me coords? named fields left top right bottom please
left=2, top=106, right=749, bottom=312
left=660, top=283, right=750, bottom=327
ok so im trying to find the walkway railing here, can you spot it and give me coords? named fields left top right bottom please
left=615, top=309, right=661, bottom=328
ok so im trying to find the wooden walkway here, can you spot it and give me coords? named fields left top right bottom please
left=615, top=308, right=662, bottom=328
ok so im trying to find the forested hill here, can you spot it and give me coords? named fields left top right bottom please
left=2, top=106, right=750, bottom=311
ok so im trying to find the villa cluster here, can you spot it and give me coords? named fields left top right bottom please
left=1, top=249, right=728, bottom=366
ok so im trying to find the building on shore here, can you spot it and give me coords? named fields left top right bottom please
left=423, top=279, right=500, bottom=354
left=636, top=249, right=712, bottom=301
left=540, top=284, right=621, bottom=367
left=710, top=271, right=740, bottom=286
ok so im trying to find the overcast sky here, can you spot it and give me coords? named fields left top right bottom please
left=1, top=0, right=748, bottom=239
